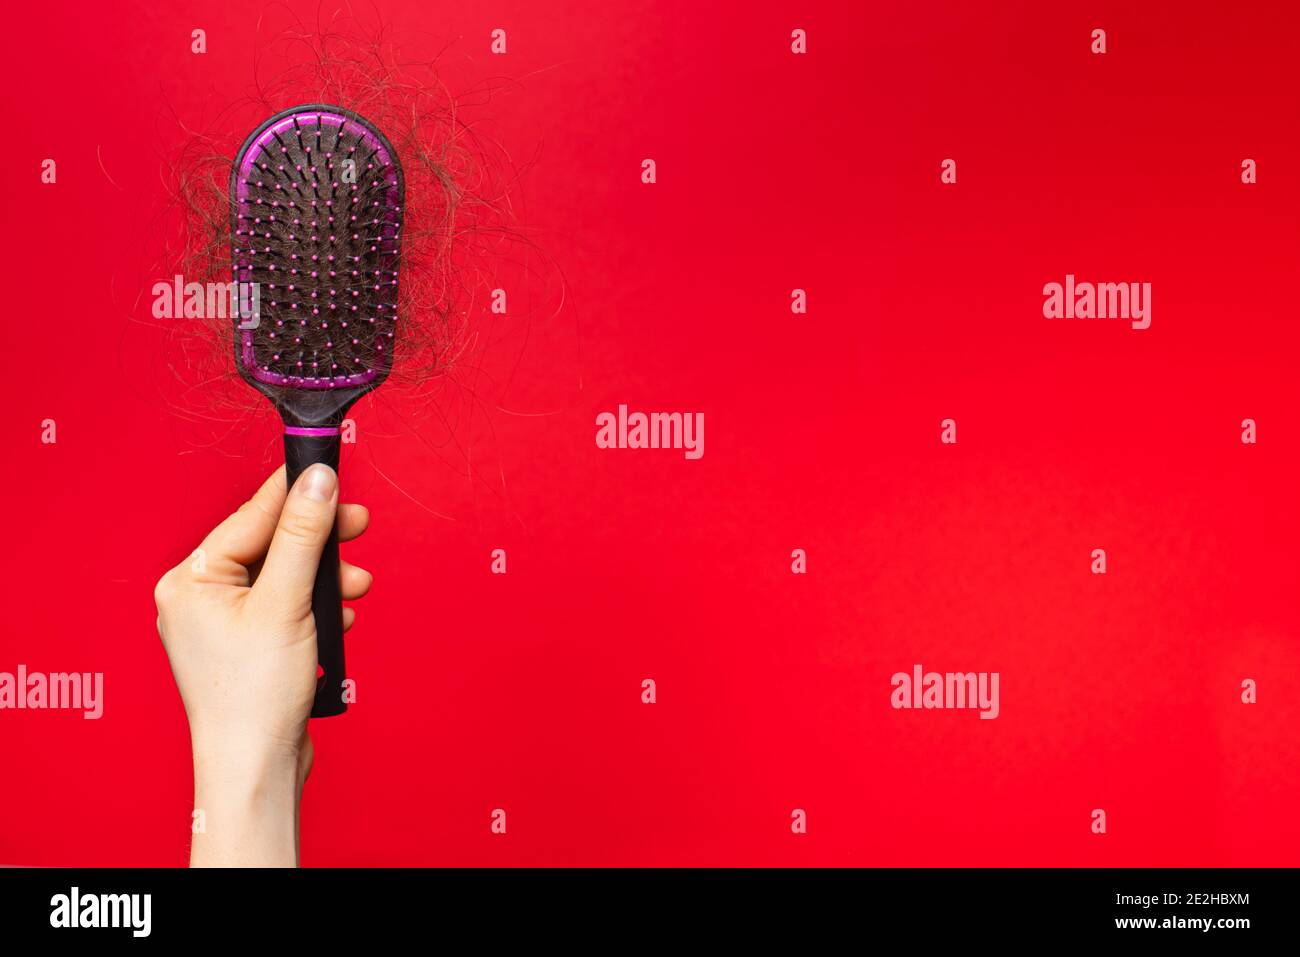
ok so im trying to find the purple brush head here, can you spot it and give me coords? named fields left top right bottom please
left=230, top=104, right=404, bottom=427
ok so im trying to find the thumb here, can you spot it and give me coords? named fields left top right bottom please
left=252, top=463, right=338, bottom=614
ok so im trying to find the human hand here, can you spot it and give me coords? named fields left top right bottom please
left=154, top=465, right=372, bottom=865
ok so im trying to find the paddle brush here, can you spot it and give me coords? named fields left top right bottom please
left=230, top=104, right=404, bottom=717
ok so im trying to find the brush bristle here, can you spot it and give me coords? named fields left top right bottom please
left=232, top=107, right=403, bottom=390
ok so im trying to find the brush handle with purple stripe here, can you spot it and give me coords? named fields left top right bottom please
left=284, top=426, right=347, bottom=718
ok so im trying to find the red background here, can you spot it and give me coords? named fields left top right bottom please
left=2, top=0, right=1298, bottom=866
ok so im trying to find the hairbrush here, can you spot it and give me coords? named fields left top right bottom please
left=230, top=104, right=404, bottom=717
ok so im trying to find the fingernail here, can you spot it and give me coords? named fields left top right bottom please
left=299, top=464, right=337, bottom=502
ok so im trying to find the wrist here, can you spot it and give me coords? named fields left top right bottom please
left=191, top=719, right=304, bottom=779
left=194, top=745, right=300, bottom=800
left=191, top=745, right=302, bottom=868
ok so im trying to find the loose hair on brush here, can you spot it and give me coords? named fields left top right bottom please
left=157, top=13, right=545, bottom=435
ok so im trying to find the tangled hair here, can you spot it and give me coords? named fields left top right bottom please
left=151, top=7, right=558, bottom=486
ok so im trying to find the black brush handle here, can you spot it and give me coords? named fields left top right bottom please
left=284, top=431, right=348, bottom=718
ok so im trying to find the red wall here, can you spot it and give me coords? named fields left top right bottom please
left=2, top=0, right=1298, bottom=865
